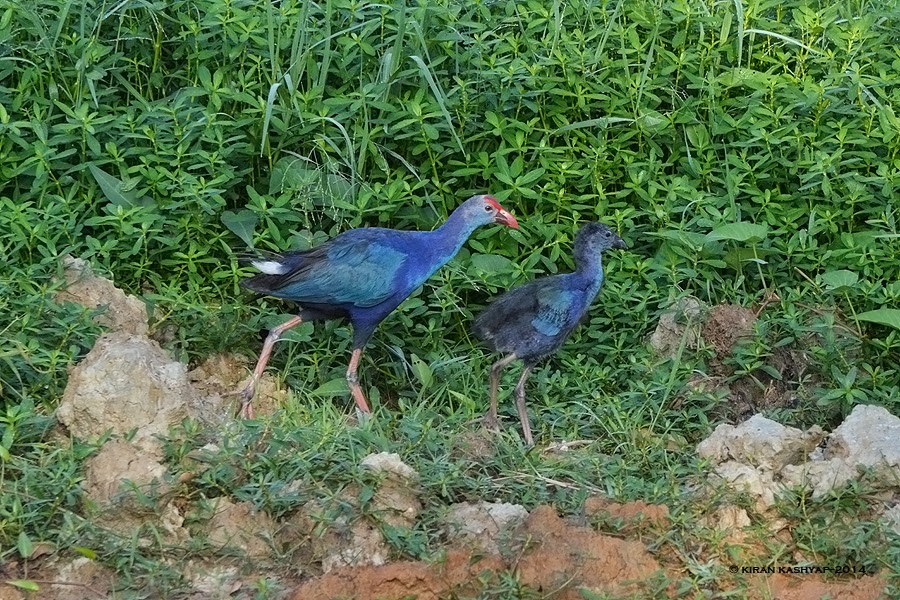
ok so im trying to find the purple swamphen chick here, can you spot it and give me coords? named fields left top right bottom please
left=472, top=222, right=628, bottom=446
left=237, top=195, right=519, bottom=419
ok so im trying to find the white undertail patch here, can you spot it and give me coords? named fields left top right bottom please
left=252, top=260, right=288, bottom=275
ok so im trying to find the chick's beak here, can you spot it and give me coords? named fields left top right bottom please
left=614, top=236, right=629, bottom=250
left=493, top=208, right=519, bottom=229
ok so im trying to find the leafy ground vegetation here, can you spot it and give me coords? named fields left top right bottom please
left=2, top=0, right=900, bottom=597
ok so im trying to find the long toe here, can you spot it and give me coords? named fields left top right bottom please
left=353, top=408, right=371, bottom=427
left=239, top=401, right=256, bottom=420
left=522, top=428, right=534, bottom=447
left=236, top=379, right=258, bottom=417
left=482, top=413, right=500, bottom=432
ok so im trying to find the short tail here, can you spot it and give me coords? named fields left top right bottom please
left=236, top=251, right=290, bottom=275
left=237, top=251, right=293, bottom=294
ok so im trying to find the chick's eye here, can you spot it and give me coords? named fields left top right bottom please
left=604, top=231, right=611, bottom=237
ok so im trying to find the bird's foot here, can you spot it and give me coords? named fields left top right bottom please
left=239, top=400, right=256, bottom=420
left=235, top=380, right=257, bottom=420
left=481, top=413, right=501, bottom=432
left=354, top=408, right=371, bottom=427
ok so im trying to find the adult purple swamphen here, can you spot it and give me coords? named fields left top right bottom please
left=472, top=222, right=627, bottom=446
left=237, top=194, right=519, bottom=419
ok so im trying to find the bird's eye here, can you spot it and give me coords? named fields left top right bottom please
left=604, top=231, right=611, bottom=237
left=484, top=204, right=494, bottom=212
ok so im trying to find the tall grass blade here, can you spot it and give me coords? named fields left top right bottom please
left=410, top=55, right=465, bottom=155
left=744, top=28, right=821, bottom=54
left=261, top=82, right=282, bottom=156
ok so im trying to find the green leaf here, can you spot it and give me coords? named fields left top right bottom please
left=856, top=309, right=900, bottom=331
left=270, top=157, right=318, bottom=194
left=552, top=117, right=633, bottom=134
left=471, top=254, right=513, bottom=274
left=72, top=546, right=98, bottom=560
left=820, top=270, right=858, bottom=290
left=221, top=210, right=258, bottom=248
left=637, top=110, right=669, bottom=133
left=88, top=165, right=152, bottom=209
left=655, top=229, right=708, bottom=248
left=411, top=354, right=433, bottom=390
left=705, top=222, right=768, bottom=244
left=5, top=580, right=40, bottom=592
left=17, top=531, right=33, bottom=558
left=311, top=378, right=349, bottom=397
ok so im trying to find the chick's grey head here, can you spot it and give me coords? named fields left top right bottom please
left=574, top=222, right=628, bottom=259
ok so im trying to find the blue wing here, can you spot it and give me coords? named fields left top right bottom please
left=242, top=233, right=408, bottom=308
left=474, top=275, right=576, bottom=341
left=530, top=285, right=575, bottom=337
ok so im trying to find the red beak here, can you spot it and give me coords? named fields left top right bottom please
left=493, top=207, right=519, bottom=229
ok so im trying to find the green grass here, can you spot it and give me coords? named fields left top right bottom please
left=2, top=0, right=900, bottom=596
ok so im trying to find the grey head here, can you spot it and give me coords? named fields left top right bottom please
left=573, top=222, right=628, bottom=261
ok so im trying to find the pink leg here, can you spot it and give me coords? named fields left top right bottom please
left=485, top=353, right=517, bottom=430
left=345, top=348, right=371, bottom=413
left=514, top=366, right=535, bottom=447
left=238, top=315, right=304, bottom=419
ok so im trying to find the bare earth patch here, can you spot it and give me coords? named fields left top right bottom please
left=21, top=262, right=891, bottom=600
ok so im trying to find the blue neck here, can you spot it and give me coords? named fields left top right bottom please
left=575, top=252, right=605, bottom=294
left=430, top=209, right=481, bottom=260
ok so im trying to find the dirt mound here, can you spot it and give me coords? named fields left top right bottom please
left=290, top=549, right=504, bottom=600
left=57, top=332, right=197, bottom=452
left=516, top=505, right=664, bottom=598
left=187, top=352, right=287, bottom=419
left=750, top=572, right=887, bottom=600
left=291, top=504, right=665, bottom=600
left=702, top=303, right=757, bottom=367
left=584, top=496, right=671, bottom=532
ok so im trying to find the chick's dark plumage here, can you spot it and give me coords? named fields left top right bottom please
left=472, top=222, right=627, bottom=445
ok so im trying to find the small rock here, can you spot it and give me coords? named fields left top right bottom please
left=55, top=255, right=148, bottom=336
left=360, top=452, right=418, bottom=480
left=280, top=498, right=389, bottom=574
left=277, top=454, right=421, bottom=574
left=697, top=414, right=824, bottom=472
left=710, top=460, right=781, bottom=511
left=881, top=504, right=900, bottom=536
left=206, top=498, right=276, bottom=559
left=321, top=519, right=388, bottom=573
left=768, top=517, right=789, bottom=534
left=445, top=501, right=528, bottom=554
left=361, top=452, right=420, bottom=529
left=187, top=353, right=250, bottom=425
left=83, top=440, right=169, bottom=507
left=825, top=404, right=900, bottom=465
left=649, top=296, right=706, bottom=357
left=781, top=404, right=900, bottom=497
left=42, top=557, right=116, bottom=600
left=710, top=505, right=751, bottom=532
left=184, top=561, right=242, bottom=598
left=188, top=353, right=247, bottom=393
left=82, top=440, right=188, bottom=539
left=57, top=332, right=197, bottom=453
